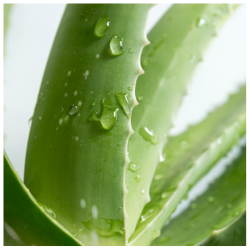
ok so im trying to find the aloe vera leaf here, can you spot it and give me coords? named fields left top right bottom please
left=24, top=4, right=150, bottom=246
left=4, top=152, right=83, bottom=246
left=203, top=211, right=246, bottom=246
left=126, top=4, right=235, bottom=241
left=129, top=84, right=245, bottom=245
left=151, top=147, right=246, bottom=246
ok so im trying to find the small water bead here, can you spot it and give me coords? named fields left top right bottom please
left=65, top=82, right=67, bottom=86
left=75, top=136, right=79, bottom=141
left=71, top=233, right=77, bottom=237
left=137, top=96, right=143, bottom=101
left=196, top=17, right=206, bottom=28
left=142, top=189, right=145, bottom=194
left=74, top=90, right=78, bottom=96
left=140, top=208, right=155, bottom=223
left=38, top=116, right=42, bottom=120
left=110, top=35, right=124, bottom=56
left=83, top=70, right=89, bottom=80
left=134, top=175, right=141, bottom=183
left=38, top=202, right=56, bottom=220
left=127, top=87, right=132, bottom=91
left=117, top=143, right=121, bottom=147
left=68, top=105, right=79, bottom=115
left=59, top=107, right=64, bottom=112
left=67, top=71, right=71, bottom=76
left=78, top=101, right=82, bottom=106
left=142, top=58, right=149, bottom=68
left=65, top=93, right=68, bottom=97
left=139, top=126, right=158, bottom=145
left=80, top=199, right=86, bottom=208
left=94, top=16, right=110, bottom=38
left=56, top=127, right=58, bottom=130
left=96, top=54, right=100, bottom=58
left=115, top=92, right=132, bottom=117
left=207, top=196, right=214, bottom=203
left=128, top=48, right=133, bottom=53
left=128, top=162, right=140, bottom=172
left=92, top=205, right=98, bottom=219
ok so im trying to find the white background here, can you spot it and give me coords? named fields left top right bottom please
left=3, top=4, right=246, bottom=218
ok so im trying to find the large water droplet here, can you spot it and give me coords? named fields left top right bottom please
left=94, top=16, right=110, bottom=38
left=89, top=96, right=119, bottom=130
left=110, top=35, right=124, bottom=56
left=59, top=107, right=64, bottom=112
left=68, top=105, right=79, bottom=115
left=128, top=162, right=140, bottom=172
left=115, top=92, right=131, bottom=117
left=196, top=17, right=206, bottom=27
left=139, top=126, right=158, bottom=145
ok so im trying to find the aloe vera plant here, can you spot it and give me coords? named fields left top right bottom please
left=4, top=3, right=246, bottom=246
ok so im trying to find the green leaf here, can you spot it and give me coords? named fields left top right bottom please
left=151, top=146, right=246, bottom=246
left=24, top=4, right=151, bottom=246
left=129, top=84, right=245, bottom=245
left=4, top=151, right=83, bottom=246
left=127, top=4, right=234, bottom=240
left=128, top=5, right=240, bottom=245
left=203, top=211, right=246, bottom=246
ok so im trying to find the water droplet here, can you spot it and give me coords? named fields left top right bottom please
left=196, top=18, right=206, bottom=27
left=140, top=208, right=155, bottom=223
left=59, top=107, right=64, bottom=112
left=191, top=203, right=197, bottom=209
left=110, top=35, right=124, bottom=56
left=83, top=70, right=89, bottom=80
left=161, top=191, right=169, bottom=199
left=89, top=96, right=119, bottom=130
left=137, top=96, right=143, bottom=101
left=117, top=143, right=121, bottom=147
left=128, top=48, right=133, bottom=53
left=92, top=205, right=98, bottom=219
left=233, top=211, right=240, bottom=217
left=65, top=93, right=68, bottom=97
left=94, top=16, right=110, bottom=38
left=65, top=82, right=67, bottom=86
left=74, top=90, right=78, bottom=96
left=207, top=196, right=214, bottom=203
left=38, top=116, right=42, bottom=120
left=78, top=113, right=81, bottom=117
left=67, top=71, right=71, bottom=76
left=96, top=54, right=100, bottom=58
left=115, top=92, right=131, bottom=117
left=134, top=175, right=141, bottom=183
left=151, top=228, right=161, bottom=241
left=80, top=199, right=86, bottom=208
left=71, top=233, right=77, bottom=237
left=128, top=162, right=140, bottom=172
left=56, top=127, right=58, bottom=130
left=75, top=136, right=79, bottom=141
left=139, top=126, right=158, bottom=145
left=38, top=202, right=56, bottom=220
left=78, top=101, right=82, bottom=106
left=68, top=105, right=79, bottom=115
left=142, top=189, right=145, bottom=194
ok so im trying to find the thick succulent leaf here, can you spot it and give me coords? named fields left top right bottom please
left=4, top=152, right=83, bottom=246
left=203, top=211, right=246, bottom=246
left=126, top=4, right=234, bottom=240
left=151, top=147, right=246, bottom=246
left=129, top=84, right=245, bottom=245
left=24, top=4, right=150, bottom=246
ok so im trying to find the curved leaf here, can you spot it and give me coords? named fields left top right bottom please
left=4, top=152, right=83, bottom=246
left=151, top=146, right=246, bottom=246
